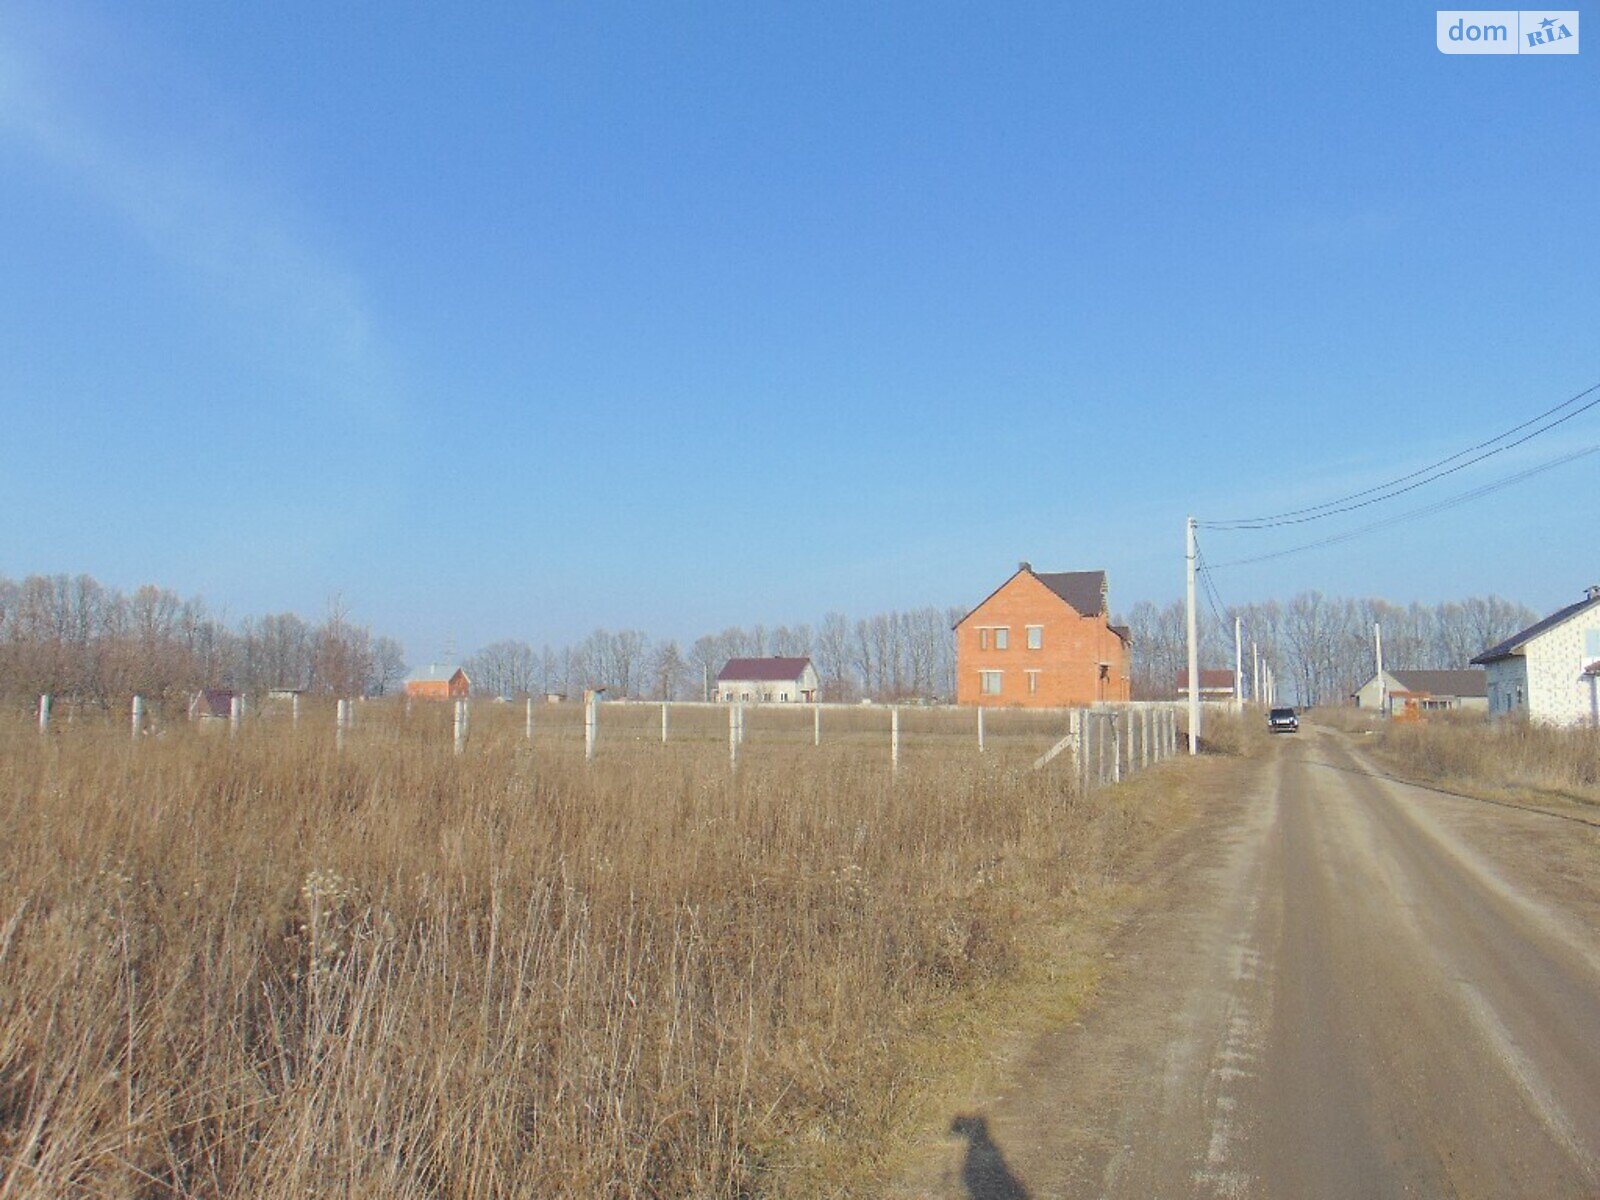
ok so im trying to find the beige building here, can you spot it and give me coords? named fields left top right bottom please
left=1351, top=669, right=1487, bottom=715
left=717, top=656, right=820, bottom=703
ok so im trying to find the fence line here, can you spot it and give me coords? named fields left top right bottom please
left=20, top=694, right=1209, bottom=789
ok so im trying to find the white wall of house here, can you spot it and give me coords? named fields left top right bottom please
left=1519, top=614, right=1600, bottom=725
left=1352, top=673, right=1395, bottom=711
left=1484, top=658, right=1530, bottom=716
left=1352, top=672, right=1487, bottom=713
left=716, top=663, right=821, bottom=703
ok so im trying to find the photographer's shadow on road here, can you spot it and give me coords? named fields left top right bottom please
left=949, top=1114, right=1031, bottom=1200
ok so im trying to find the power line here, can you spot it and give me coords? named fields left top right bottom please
left=1199, top=379, right=1600, bottom=530
left=1194, top=540, right=1231, bottom=630
left=1204, top=441, right=1600, bottom=570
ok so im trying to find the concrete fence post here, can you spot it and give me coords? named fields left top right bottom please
left=526, top=697, right=534, bottom=743
left=292, top=693, right=301, bottom=726
left=729, top=704, right=740, bottom=771
left=891, top=706, right=900, bottom=773
left=814, top=703, right=821, bottom=747
left=336, top=699, right=348, bottom=752
left=584, top=692, right=598, bottom=761
left=38, top=694, right=50, bottom=735
left=1112, top=714, right=1122, bottom=784
left=661, top=702, right=669, bottom=745
left=131, top=695, right=144, bottom=741
left=978, top=706, right=986, bottom=754
left=1076, top=711, right=1088, bottom=789
left=454, top=699, right=467, bottom=755
left=230, top=695, right=242, bottom=738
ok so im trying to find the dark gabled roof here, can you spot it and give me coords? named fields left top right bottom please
left=191, top=688, right=235, bottom=718
left=1034, top=570, right=1108, bottom=617
left=954, top=565, right=1109, bottom=628
left=1177, top=669, right=1235, bottom=691
left=1388, top=669, right=1486, bottom=698
left=717, top=656, right=814, bottom=683
left=1110, top=624, right=1132, bottom=645
left=1471, top=593, right=1600, bottom=665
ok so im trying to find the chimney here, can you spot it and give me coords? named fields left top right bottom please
left=1019, top=560, right=1032, bottom=572
left=1587, top=584, right=1600, bottom=601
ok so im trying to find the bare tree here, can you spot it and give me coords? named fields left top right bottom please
left=368, top=636, right=408, bottom=696
left=649, top=640, right=687, bottom=699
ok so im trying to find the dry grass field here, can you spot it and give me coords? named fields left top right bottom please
left=0, top=700, right=1193, bottom=1198
left=1365, top=712, right=1600, bottom=807
left=1303, top=704, right=1599, bottom=811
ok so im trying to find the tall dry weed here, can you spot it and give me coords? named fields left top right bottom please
left=0, top=705, right=1171, bottom=1197
left=1372, top=714, right=1600, bottom=801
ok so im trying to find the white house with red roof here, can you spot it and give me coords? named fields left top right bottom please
left=716, top=656, right=820, bottom=703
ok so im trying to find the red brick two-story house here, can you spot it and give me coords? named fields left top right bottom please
left=954, top=563, right=1132, bottom=707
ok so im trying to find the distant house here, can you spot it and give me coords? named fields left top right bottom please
left=954, top=563, right=1132, bottom=707
left=1177, top=669, right=1237, bottom=702
left=1472, top=587, right=1600, bottom=726
left=405, top=664, right=470, bottom=700
left=1351, top=669, right=1487, bottom=716
left=189, top=688, right=236, bottom=722
left=717, top=656, right=819, bottom=703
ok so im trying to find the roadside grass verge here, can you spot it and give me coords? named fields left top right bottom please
left=1330, top=711, right=1600, bottom=812
left=0, top=709, right=1196, bottom=1198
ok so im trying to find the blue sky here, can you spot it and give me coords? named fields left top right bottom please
left=1, top=2, right=1595, bottom=658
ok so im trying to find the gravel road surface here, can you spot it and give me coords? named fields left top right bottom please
left=895, top=726, right=1600, bottom=1199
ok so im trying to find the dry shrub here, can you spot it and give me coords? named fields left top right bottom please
left=1193, top=708, right=1267, bottom=757
left=0, top=704, right=1167, bottom=1198
left=1372, top=713, right=1600, bottom=802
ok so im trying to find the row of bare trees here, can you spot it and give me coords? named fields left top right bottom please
left=1122, top=593, right=1538, bottom=707
left=0, top=574, right=406, bottom=705
left=3, top=570, right=1542, bottom=711
left=464, top=608, right=966, bottom=703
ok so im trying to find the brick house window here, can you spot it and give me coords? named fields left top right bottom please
left=979, top=628, right=990, bottom=650
left=994, top=627, right=1009, bottom=650
left=1026, top=626, right=1043, bottom=650
left=980, top=671, right=1002, bottom=695
left=1026, top=670, right=1040, bottom=695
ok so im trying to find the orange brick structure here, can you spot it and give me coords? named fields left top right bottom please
left=954, top=563, right=1132, bottom=707
left=404, top=664, right=471, bottom=700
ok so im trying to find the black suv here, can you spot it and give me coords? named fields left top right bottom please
left=1267, top=707, right=1299, bottom=734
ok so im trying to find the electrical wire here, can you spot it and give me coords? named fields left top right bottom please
left=1198, top=379, right=1600, bottom=530
left=1194, top=539, right=1232, bottom=632
left=1204, top=441, right=1600, bottom=570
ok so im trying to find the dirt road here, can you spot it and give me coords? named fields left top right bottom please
left=894, top=726, right=1600, bottom=1199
